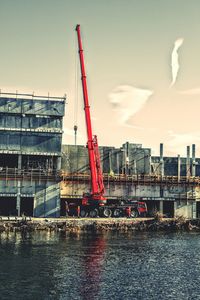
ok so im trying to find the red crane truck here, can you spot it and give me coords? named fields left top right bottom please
left=66, top=25, right=147, bottom=218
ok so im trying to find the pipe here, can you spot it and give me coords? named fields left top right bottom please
left=192, top=144, right=196, bottom=177
left=160, top=143, right=164, bottom=177
left=177, top=154, right=181, bottom=182
left=186, top=146, right=190, bottom=180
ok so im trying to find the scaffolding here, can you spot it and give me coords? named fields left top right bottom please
left=61, top=172, right=200, bottom=187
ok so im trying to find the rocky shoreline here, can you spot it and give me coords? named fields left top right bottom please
left=0, top=215, right=200, bottom=233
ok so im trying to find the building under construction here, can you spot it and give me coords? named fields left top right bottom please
left=61, top=142, right=200, bottom=219
left=0, top=92, right=200, bottom=219
left=0, top=92, right=65, bottom=217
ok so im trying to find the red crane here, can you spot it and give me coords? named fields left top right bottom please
left=65, top=25, right=148, bottom=218
left=76, top=24, right=107, bottom=206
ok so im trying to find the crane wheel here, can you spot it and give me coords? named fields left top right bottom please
left=103, top=208, right=112, bottom=218
left=113, top=208, right=121, bottom=218
left=130, top=210, right=139, bottom=218
left=89, top=209, right=98, bottom=218
left=80, top=209, right=88, bottom=218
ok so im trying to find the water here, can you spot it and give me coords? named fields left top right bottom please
left=0, top=231, right=200, bottom=300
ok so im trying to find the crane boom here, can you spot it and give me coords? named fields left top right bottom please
left=76, top=24, right=106, bottom=204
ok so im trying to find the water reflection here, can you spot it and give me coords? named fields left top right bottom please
left=80, top=234, right=106, bottom=300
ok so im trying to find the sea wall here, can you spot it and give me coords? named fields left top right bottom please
left=0, top=217, right=200, bottom=233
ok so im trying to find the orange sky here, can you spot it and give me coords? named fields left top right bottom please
left=0, top=0, right=200, bottom=156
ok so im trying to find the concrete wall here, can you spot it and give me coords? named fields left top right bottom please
left=62, top=143, right=200, bottom=178
left=61, top=142, right=151, bottom=175
left=34, top=182, right=60, bottom=217
left=151, top=156, right=200, bottom=177
left=61, top=180, right=192, bottom=200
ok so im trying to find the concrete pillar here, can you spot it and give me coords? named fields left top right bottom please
left=177, top=154, right=181, bottom=183
left=160, top=187, right=163, bottom=197
left=192, top=144, right=196, bottom=177
left=74, top=125, right=78, bottom=146
left=16, top=154, right=22, bottom=216
left=122, top=149, right=125, bottom=175
left=18, top=154, right=22, bottom=171
left=116, top=151, right=120, bottom=174
left=109, top=150, right=113, bottom=174
left=132, top=160, right=137, bottom=175
left=149, top=153, right=152, bottom=176
left=160, top=143, right=164, bottom=177
left=159, top=200, right=163, bottom=215
left=192, top=201, right=196, bottom=219
left=125, top=142, right=129, bottom=175
left=56, top=157, right=61, bottom=170
left=174, top=201, right=178, bottom=217
left=186, top=146, right=190, bottom=180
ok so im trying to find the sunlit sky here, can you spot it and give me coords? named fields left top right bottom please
left=0, top=0, right=200, bottom=156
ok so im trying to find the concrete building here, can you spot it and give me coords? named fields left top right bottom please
left=61, top=142, right=200, bottom=219
left=0, top=92, right=65, bottom=217
left=0, top=94, right=199, bottom=220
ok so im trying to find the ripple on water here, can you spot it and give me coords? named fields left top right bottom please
left=0, top=231, right=200, bottom=300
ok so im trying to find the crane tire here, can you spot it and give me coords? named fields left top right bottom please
left=113, top=208, right=121, bottom=218
left=89, top=209, right=98, bottom=218
left=130, top=210, right=139, bottom=218
left=103, top=208, right=112, bottom=218
left=80, top=209, right=88, bottom=218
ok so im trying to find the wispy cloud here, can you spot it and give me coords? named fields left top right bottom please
left=167, top=131, right=200, bottom=155
left=108, top=85, right=153, bottom=126
left=170, top=38, right=184, bottom=87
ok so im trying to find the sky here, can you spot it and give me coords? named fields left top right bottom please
left=0, top=0, right=200, bottom=156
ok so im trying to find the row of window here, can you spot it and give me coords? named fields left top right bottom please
left=0, top=99, right=64, bottom=117
left=0, top=133, right=62, bottom=152
left=0, top=116, right=62, bottom=129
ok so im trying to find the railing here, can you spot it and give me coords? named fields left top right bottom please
left=2, top=169, right=200, bottom=185
left=60, top=172, right=200, bottom=186
left=0, top=91, right=66, bottom=102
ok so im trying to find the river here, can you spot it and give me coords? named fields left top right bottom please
left=0, top=231, right=200, bottom=299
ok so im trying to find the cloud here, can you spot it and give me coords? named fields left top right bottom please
left=170, top=38, right=184, bottom=87
left=167, top=131, right=200, bottom=155
left=108, top=85, right=153, bottom=126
